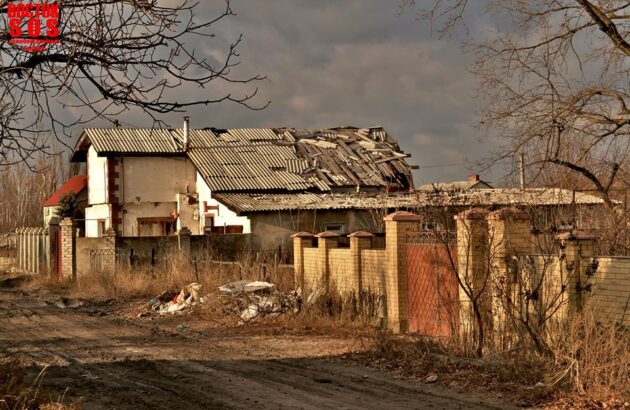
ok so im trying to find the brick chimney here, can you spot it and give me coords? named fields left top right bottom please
left=468, top=174, right=480, bottom=182
left=183, top=116, right=190, bottom=151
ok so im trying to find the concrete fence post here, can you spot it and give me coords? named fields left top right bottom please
left=27, top=229, right=33, bottom=272
left=315, top=231, right=339, bottom=291
left=178, top=227, right=192, bottom=260
left=60, top=218, right=76, bottom=280
left=556, top=231, right=595, bottom=313
left=16, top=228, right=22, bottom=270
left=349, top=231, right=374, bottom=301
left=454, top=208, right=491, bottom=343
left=384, top=211, right=420, bottom=333
left=291, top=232, right=314, bottom=290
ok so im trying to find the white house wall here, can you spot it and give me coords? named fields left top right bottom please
left=85, top=204, right=110, bottom=237
left=85, top=151, right=249, bottom=237
left=43, top=206, right=57, bottom=226
left=122, top=202, right=176, bottom=236
left=119, top=156, right=197, bottom=236
left=121, top=157, right=196, bottom=203
left=196, top=173, right=251, bottom=233
left=87, top=146, right=107, bottom=205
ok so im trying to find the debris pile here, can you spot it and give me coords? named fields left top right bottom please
left=219, top=280, right=302, bottom=322
left=146, top=282, right=204, bottom=315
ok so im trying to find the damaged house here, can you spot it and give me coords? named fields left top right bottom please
left=69, top=121, right=414, bottom=249
left=66, top=120, right=607, bottom=252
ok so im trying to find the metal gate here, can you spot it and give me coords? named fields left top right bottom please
left=406, top=232, right=459, bottom=337
left=54, top=228, right=61, bottom=278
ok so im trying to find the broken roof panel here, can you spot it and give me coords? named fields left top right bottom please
left=72, top=126, right=414, bottom=193
left=213, top=188, right=606, bottom=214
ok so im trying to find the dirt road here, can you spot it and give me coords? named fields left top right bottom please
left=0, top=288, right=516, bottom=409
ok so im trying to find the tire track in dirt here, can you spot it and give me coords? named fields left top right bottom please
left=0, top=289, right=517, bottom=409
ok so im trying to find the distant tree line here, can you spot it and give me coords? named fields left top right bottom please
left=0, top=154, right=66, bottom=233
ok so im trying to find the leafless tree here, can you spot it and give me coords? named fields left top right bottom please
left=403, top=0, right=629, bottom=207
left=0, top=0, right=267, bottom=166
left=0, top=153, right=65, bottom=231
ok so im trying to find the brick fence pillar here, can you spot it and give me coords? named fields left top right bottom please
left=103, top=227, right=117, bottom=272
left=315, top=231, right=339, bottom=291
left=486, top=207, right=532, bottom=349
left=384, top=211, right=420, bottom=333
left=60, top=218, right=76, bottom=280
left=557, top=231, right=595, bottom=313
left=291, top=232, right=314, bottom=290
left=349, top=231, right=374, bottom=301
left=455, top=208, right=491, bottom=343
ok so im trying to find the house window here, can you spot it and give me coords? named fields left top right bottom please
left=203, top=214, right=214, bottom=234
left=97, top=219, right=106, bottom=237
left=137, top=217, right=176, bottom=236
left=324, top=223, right=346, bottom=235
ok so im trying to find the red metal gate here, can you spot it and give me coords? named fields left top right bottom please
left=406, top=232, right=459, bottom=337
left=54, top=228, right=61, bottom=278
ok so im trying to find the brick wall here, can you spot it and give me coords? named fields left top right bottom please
left=585, top=257, right=630, bottom=326
left=329, top=248, right=352, bottom=293
left=292, top=208, right=630, bottom=336
left=456, top=208, right=630, bottom=349
left=361, top=249, right=386, bottom=293
left=293, top=216, right=414, bottom=333
left=303, top=247, right=320, bottom=288
left=293, top=230, right=388, bottom=321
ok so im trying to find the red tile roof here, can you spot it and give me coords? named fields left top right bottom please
left=43, top=176, right=87, bottom=207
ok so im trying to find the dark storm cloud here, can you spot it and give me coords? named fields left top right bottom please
left=104, top=1, right=503, bottom=184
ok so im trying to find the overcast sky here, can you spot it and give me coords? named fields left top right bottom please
left=98, top=1, right=506, bottom=186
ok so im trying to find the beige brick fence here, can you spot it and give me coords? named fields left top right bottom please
left=294, top=209, right=630, bottom=335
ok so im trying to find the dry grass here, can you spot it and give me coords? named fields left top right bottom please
left=548, top=311, right=630, bottom=400
left=0, top=360, right=74, bottom=410
left=43, top=250, right=295, bottom=301
left=365, top=309, right=630, bottom=406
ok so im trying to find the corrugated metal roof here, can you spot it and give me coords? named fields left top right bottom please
left=213, top=188, right=607, bottom=214
left=419, top=180, right=493, bottom=191
left=74, top=126, right=414, bottom=193
left=83, top=128, right=184, bottom=153
left=228, top=128, right=280, bottom=142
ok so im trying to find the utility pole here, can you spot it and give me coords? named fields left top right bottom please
left=519, top=152, right=526, bottom=190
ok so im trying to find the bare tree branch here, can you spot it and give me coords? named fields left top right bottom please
left=0, top=0, right=268, bottom=165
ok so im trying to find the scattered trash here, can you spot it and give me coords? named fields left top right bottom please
left=219, top=280, right=275, bottom=294
left=52, top=297, right=83, bottom=309
left=148, top=283, right=203, bottom=315
left=219, top=280, right=302, bottom=322
left=534, top=382, right=545, bottom=388
left=176, top=324, right=190, bottom=330
left=425, top=374, right=438, bottom=383
left=305, top=287, right=324, bottom=306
